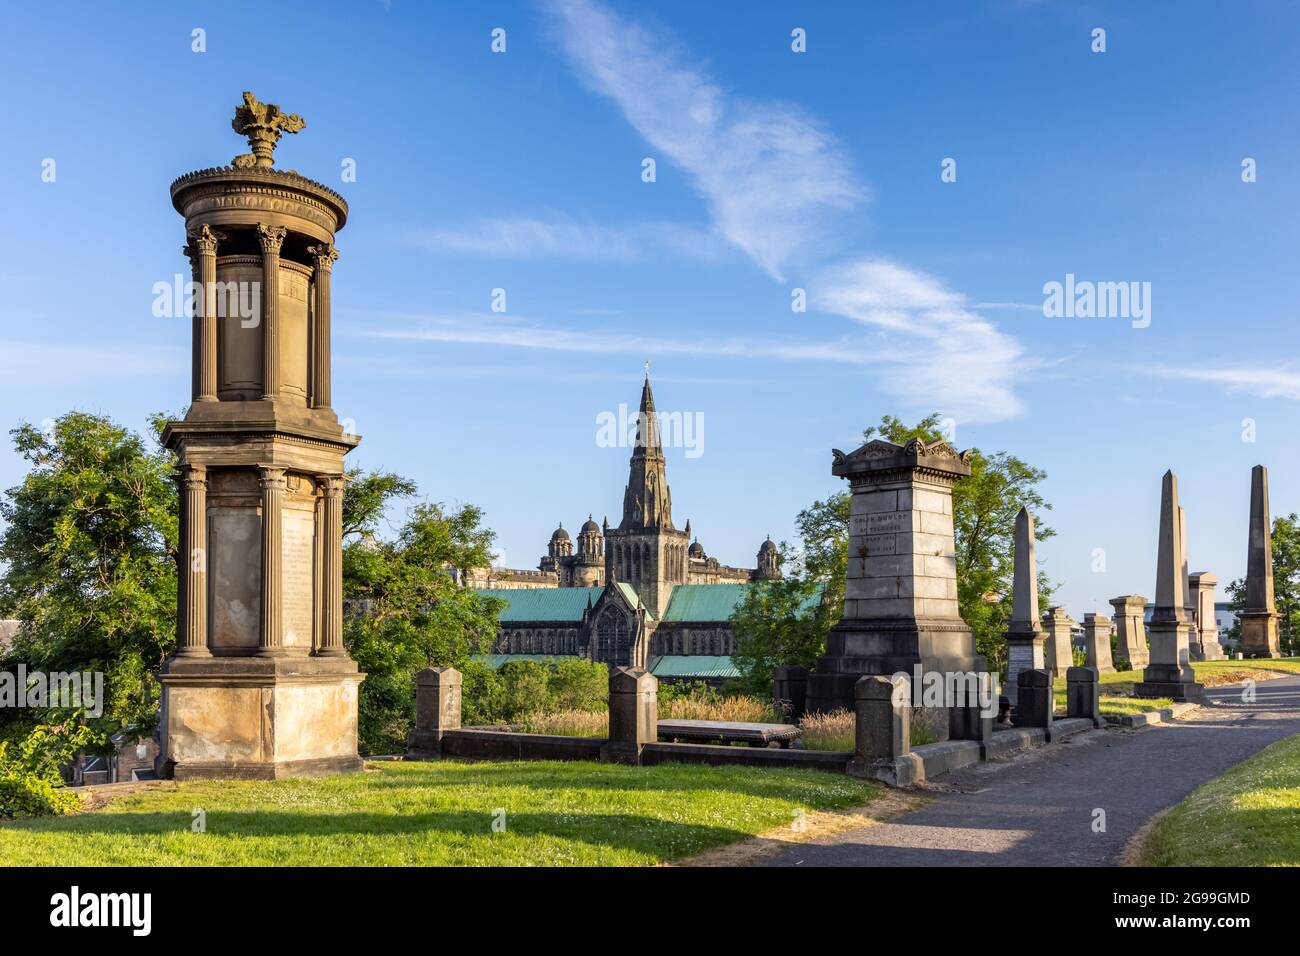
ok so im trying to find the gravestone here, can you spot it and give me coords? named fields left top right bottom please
left=1083, top=612, right=1115, bottom=674
left=1188, top=572, right=1225, bottom=661
left=1109, top=595, right=1149, bottom=668
left=600, top=667, right=657, bottom=764
left=1239, top=465, right=1281, bottom=658
left=805, top=438, right=987, bottom=743
left=1016, top=669, right=1054, bottom=740
left=155, top=93, right=363, bottom=779
left=1135, top=471, right=1204, bottom=702
left=1042, top=606, right=1076, bottom=676
left=408, top=667, right=462, bottom=756
left=1003, top=507, right=1046, bottom=707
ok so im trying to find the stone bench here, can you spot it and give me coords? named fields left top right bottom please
left=656, top=719, right=802, bottom=748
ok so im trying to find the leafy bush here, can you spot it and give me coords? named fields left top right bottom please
left=0, top=770, right=79, bottom=819
left=0, top=721, right=91, bottom=819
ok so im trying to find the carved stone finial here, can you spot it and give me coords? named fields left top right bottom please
left=231, top=91, right=306, bottom=169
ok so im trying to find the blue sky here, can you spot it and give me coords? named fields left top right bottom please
left=1, top=0, right=1298, bottom=618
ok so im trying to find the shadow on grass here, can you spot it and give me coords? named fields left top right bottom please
left=6, top=808, right=756, bottom=860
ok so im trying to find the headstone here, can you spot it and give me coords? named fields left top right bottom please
left=1066, top=665, right=1102, bottom=727
left=1003, top=507, right=1046, bottom=708
left=806, top=439, right=987, bottom=745
left=1135, top=471, right=1204, bottom=702
left=1042, top=606, right=1076, bottom=676
left=408, top=667, right=462, bottom=756
left=1239, top=465, right=1281, bottom=658
left=600, top=667, right=657, bottom=764
left=1109, top=595, right=1150, bottom=668
left=772, top=664, right=809, bottom=721
left=155, top=93, right=363, bottom=780
left=1016, top=668, right=1054, bottom=740
left=847, top=674, right=920, bottom=785
left=1187, top=572, right=1226, bottom=661
left=1083, top=612, right=1115, bottom=673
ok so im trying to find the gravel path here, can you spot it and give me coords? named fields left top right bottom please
left=759, top=673, right=1300, bottom=867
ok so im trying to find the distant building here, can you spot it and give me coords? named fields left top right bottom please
left=476, top=376, right=785, bottom=681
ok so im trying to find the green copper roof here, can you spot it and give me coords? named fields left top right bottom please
left=476, top=587, right=602, bottom=622
left=660, top=583, right=753, bottom=622
left=649, top=655, right=740, bottom=678
left=478, top=654, right=571, bottom=668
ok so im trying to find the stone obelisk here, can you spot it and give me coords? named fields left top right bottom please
left=1239, top=465, right=1281, bottom=658
left=1179, top=506, right=1199, bottom=652
left=155, top=93, right=364, bottom=779
left=1135, top=471, right=1204, bottom=701
left=1003, top=507, right=1045, bottom=707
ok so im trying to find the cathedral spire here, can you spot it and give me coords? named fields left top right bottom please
left=619, top=372, right=673, bottom=531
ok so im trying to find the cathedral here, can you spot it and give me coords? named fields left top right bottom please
left=473, top=375, right=781, bottom=680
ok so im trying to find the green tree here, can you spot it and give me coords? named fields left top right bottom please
left=1223, top=513, right=1300, bottom=656
left=731, top=414, right=1054, bottom=691
left=0, top=412, right=178, bottom=745
left=343, top=496, right=503, bottom=753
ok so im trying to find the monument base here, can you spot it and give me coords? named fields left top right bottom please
left=155, top=654, right=365, bottom=781
left=1190, top=639, right=1227, bottom=662
left=806, top=618, right=982, bottom=714
left=1133, top=680, right=1204, bottom=703
left=1239, top=611, right=1281, bottom=659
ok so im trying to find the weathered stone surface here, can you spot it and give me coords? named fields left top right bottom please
left=1138, top=471, right=1204, bottom=701
left=601, top=667, right=657, bottom=764
left=808, top=438, right=980, bottom=713
left=1004, top=507, right=1046, bottom=706
left=1015, top=668, right=1054, bottom=740
left=408, top=666, right=462, bottom=755
left=1083, top=612, right=1115, bottom=674
left=1188, top=572, right=1226, bottom=661
left=156, top=97, right=363, bottom=780
left=1042, top=606, right=1076, bottom=676
left=772, top=664, right=809, bottom=720
left=1066, top=665, right=1102, bottom=727
left=1240, top=465, right=1282, bottom=658
left=1110, top=594, right=1150, bottom=668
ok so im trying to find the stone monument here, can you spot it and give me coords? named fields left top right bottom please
left=1003, top=507, right=1045, bottom=707
left=155, top=93, right=364, bottom=779
left=806, top=438, right=987, bottom=740
left=1042, top=606, right=1076, bottom=676
left=1188, top=572, right=1225, bottom=661
left=1135, top=471, right=1203, bottom=702
left=1083, top=612, right=1115, bottom=674
left=1239, top=465, right=1281, bottom=658
left=1109, top=594, right=1149, bottom=668
left=1179, top=506, right=1199, bottom=652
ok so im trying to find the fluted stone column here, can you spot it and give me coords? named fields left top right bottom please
left=258, top=466, right=287, bottom=656
left=308, top=243, right=338, bottom=409
left=185, top=224, right=223, bottom=403
left=256, top=224, right=287, bottom=401
left=318, top=475, right=346, bottom=655
left=177, top=465, right=210, bottom=656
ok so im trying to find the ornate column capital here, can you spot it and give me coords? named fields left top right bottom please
left=179, top=464, right=208, bottom=490
left=321, top=474, right=347, bottom=496
left=258, top=465, right=288, bottom=491
left=308, top=243, right=340, bottom=273
left=185, top=224, right=225, bottom=258
left=256, top=223, right=288, bottom=254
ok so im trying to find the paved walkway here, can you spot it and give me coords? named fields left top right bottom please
left=760, top=673, right=1300, bottom=866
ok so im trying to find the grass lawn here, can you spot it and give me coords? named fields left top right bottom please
left=0, top=759, right=880, bottom=866
left=1139, top=732, right=1300, bottom=866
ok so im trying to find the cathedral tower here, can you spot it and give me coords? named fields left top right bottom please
left=604, top=375, right=689, bottom=618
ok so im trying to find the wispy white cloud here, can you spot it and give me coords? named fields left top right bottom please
left=545, top=0, right=862, bottom=281
left=408, top=216, right=727, bottom=263
left=541, top=0, right=1031, bottom=424
left=1148, top=365, right=1300, bottom=402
